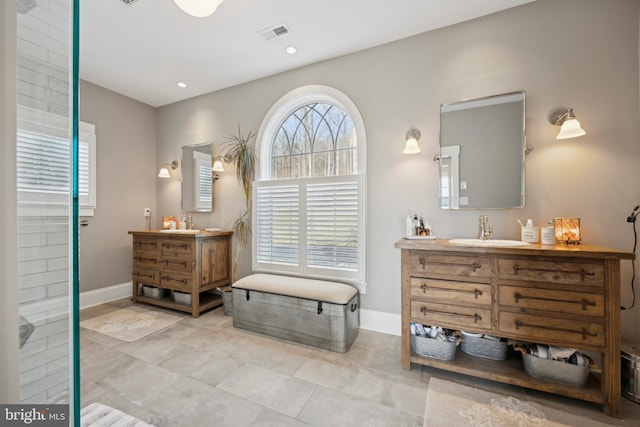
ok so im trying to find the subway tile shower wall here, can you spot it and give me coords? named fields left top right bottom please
left=17, top=0, right=73, bottom=405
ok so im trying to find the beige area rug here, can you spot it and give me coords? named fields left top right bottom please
left=424, top=377, right=617, bottom=427
left=81, top=402, right=155, bottom=427
left=80, top=307, right=182, bottom=342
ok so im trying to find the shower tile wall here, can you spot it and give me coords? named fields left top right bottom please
left=16, top=0, right=72, bottom=404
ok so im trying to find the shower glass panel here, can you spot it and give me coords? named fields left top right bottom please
left=15, top=0, right=79, bottom=422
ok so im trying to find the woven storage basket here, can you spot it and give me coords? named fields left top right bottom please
left=460, top=334, right=507, bottom=361
left=411, top=335, right=456, bottom=361
left=523, top=353, right=590, bottom=388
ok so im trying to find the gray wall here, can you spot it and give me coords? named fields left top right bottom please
left=154, top=0, right=640, bottom=341
left=79, top=81, right=157, bottom=292
left=1, top=0, right=20, bottom=403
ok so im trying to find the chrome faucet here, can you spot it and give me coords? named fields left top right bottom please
left=478, top=215, right=493, bottom=240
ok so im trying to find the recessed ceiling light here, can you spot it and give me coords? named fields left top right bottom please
left=177, top=82, right=187, bottom=88
left=285, top=46, right=297, bottom=55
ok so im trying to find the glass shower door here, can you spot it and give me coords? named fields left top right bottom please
left=15, top=0, right=79, bottom=424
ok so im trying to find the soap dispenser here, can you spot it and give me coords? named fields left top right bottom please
left=521, top=219, right=539, bottom=243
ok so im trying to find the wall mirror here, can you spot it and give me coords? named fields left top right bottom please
left=438, top=91, right=525, bottom=209
left=181, top=143, right=213, bottom=212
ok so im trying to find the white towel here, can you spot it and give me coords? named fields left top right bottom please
left=80, top=402, right=155, bottom=427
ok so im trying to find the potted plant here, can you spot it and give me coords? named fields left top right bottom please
left=217, top=124, right=256, bottom=315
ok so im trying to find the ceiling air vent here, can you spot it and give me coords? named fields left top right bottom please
left=258, top=23, right=291, bottom=41
left=118, top=0, right=140, bottom=5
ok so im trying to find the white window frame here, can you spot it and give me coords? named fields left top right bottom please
left=17, top=106, right=96, bottom=217
left=254, top=85, right=367, bottom=292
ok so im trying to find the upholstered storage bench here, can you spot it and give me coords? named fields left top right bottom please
left=232, top=274, right=359, bottom=353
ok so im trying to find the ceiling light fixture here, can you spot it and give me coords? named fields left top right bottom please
left=173, top=0, right=224, bottom=18
left=177, top=82, right=187, bottom=88
left=285, top=46, right=297, bottom=55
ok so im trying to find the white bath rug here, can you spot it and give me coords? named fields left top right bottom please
left=424, top=377, right=619, bottom=427
left=80, top=307, right=182, bottom=342
left=81, top=402, right=155, bottom=427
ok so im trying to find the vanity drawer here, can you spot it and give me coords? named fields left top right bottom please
left=161, top=255, right=194, bottom=273
left=133, top=237, right=160, bottom=253
left=132, top=268, right=159, bottom=285
left=499, top=311, right=604, bottom=347
left=161, top=239, right=194, bottom=256
left=410, top=253, right=491, bottom=281
left=410, top=278, right=492, bottom=307
left=160, top=272, right=193, bottom=292
left=133, top=252, right=161, bottom=269
left=411, top=300, right=492, bottom=330
left=497, top=258, right=604, bottom=287
left=499, top=286, right=604, bottom=317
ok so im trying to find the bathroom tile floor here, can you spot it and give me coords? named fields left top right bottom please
left=80, top=298, right=640, bottom=426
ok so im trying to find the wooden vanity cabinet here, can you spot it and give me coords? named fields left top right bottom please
left=129, top=230, right=232, bottom=318
left=395, top=239, right=634, bottom=417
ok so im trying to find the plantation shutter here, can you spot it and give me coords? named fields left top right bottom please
left=17, top=122, right=96, bottom=214
left=306, top=179, right=359, bottom=272
left=255, top=183, right=300, bottom=267
left=254, top=175, right=364, bottom=282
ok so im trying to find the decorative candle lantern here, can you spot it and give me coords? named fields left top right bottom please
left=553, top=217, right=581, bottom=244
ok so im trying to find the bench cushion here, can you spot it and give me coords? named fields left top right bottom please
left=232, top=273, right=357, bottom=305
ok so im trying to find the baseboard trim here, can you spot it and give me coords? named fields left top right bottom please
left=78, top=283, right=402, bottom=337
left=359, top=308, right=400, bottom=336
left=80, top=282, right=131, bottom=310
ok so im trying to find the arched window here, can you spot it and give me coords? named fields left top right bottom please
left=254, top=86, right=366, bottom=291
left=271, top=103, right=357, bottom=179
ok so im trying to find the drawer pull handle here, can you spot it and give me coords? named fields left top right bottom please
left=134, top=256, right=157, bottom=263
left=419, top=259, right=482, bottom=272
left=514, top=320, right=598, bottom=340
left=512, top=264, right=596, bottom=281
left=163, top=260, right=187, bottom=267
left=162, top=276, right=187, bottom=284
left=420, top=284, right=483, bottom=299
left=420, top=306, right=483, bottom=323
left=513, top=292, right=596, bottom=310
left=134, top=272, right=155, bottom=280
left=163, top=243, right=188, bottom=249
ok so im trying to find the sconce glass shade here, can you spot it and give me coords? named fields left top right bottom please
left=158, top=166, right=171, bottom=178
left=403, top=138, right=421, bottom=154
left=173, top=0, right=224, bottom=17
left=212, top=159, right=224, bottom=172
left=556, top=118, right=586, bottom=139
left=403, top=129, right=421, bottom=154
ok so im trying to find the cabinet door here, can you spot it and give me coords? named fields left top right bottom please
left=201, top=238, right=230, bottom=284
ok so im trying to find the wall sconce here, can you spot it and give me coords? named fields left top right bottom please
left=174, top=0, right=224, bottom=18
left=403, top=129, right=421, bottom=154
left=549, top=108, right=586, bottom=139
left=158, top=161, right=178, bottom=178
left=212, top=156, right=224, bottom=180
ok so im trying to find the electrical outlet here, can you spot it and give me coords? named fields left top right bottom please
left=144, top=208, right=151, bottom=217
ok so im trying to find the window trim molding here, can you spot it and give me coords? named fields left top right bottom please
left=256, top=85, right=367, bottom=180
left=254, top=85, right=367, bottom=293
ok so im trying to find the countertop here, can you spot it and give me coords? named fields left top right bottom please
left=394, top=238, right=634, bottom=260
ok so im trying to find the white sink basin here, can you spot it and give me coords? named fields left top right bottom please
left=158, top=229, right=200, bottom=234
left=449, top=238, right=529, bottom=248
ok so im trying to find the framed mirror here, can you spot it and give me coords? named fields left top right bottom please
left=438, top=91, right=525, bottom=209
left=181, top=143, right=213, bottom=212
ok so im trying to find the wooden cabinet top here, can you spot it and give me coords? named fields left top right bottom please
left=129, top=230, right=233, bottom=238
left=395, top=238, right=634, bottom=260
